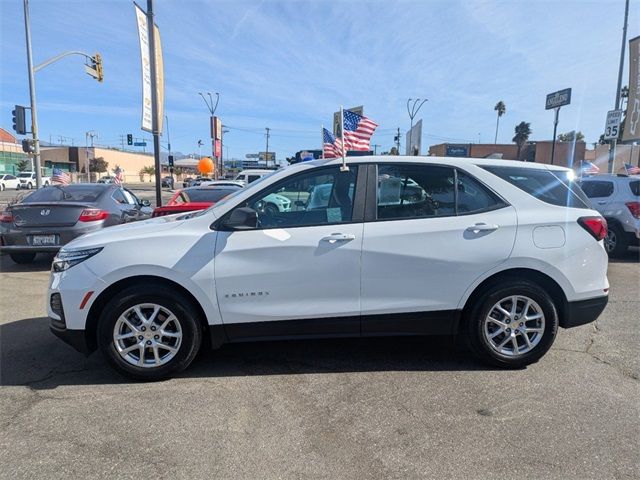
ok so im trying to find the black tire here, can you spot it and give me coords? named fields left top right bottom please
left=604, top=223, right=628, bottom=258
left=27, top=183, right=33, bottom=190
left=10, top=252, right=36, bottom=264
left=97, top=285, right=203, bottom=381
left=0, top=183, right=4, bottom=191
left=264, top=203, right=280, bottom=216
left=463, top=280, right=559, bottom=368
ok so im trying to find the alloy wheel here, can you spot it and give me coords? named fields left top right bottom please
left=113, top=303, right=182, bottom=368
left=483, top=295, right=545, bottom=357
left=604, top=230, right=616, bottom=253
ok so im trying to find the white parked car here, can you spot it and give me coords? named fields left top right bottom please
left=234, top=169, right=276, bottom=185
left=48, top=156, right=609, bottom=380
left=578, top=174, right=639, bottom=257
left=0, top=174, right=20, bottom=191
left=17, top=172, right=50, bottom=189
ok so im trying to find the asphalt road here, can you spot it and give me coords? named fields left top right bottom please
left=0, top=250, right=638, bottom=479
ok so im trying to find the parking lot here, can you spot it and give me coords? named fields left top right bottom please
left=0, top=225, right=638, bottom=479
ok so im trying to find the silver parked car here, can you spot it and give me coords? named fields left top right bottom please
left=0, top=183, right=153, bottom=264
left=579, top=174, right=640, bottom=257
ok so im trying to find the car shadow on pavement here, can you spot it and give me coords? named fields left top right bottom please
left=0, top=317, right=491, bottom=389
left=0, top=253, right=55, bottom=272
left=608, top=247, right=639, bottom=264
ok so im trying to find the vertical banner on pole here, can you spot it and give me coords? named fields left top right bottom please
left=622, top=36, right=640, bottom=142
left=154, top=24, right=164, bottom=134
left=134, top=4, right=152, bottom=132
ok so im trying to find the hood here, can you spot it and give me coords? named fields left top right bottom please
left=64, top=214, right=189, bottom=250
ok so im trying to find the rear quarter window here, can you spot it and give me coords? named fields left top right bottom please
left=629, top=181, right=640, bottom=196
left=579, top=181, right=614, bottom=198
left=483, top=166, right=590, bottom=209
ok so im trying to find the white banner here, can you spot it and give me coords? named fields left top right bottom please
left=154, top=24, right=164, bottom=134
left=135, top=4, right=152, bottom=132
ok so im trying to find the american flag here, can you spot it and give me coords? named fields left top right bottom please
left=624, top=162, right=640, bottom=175
left=342, top=110, right=378, bottom=151
left=323, top=128, right=343, bottom=158
left=580, top=161, right=600, bottom=175
left=52, top=168, right=70, bottom=185
left=114, top=166, right=123, bottom=185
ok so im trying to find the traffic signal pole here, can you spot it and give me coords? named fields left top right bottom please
left=23, top=0, right=42, bottom=188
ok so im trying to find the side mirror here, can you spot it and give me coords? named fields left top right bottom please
left=224, top=207, right=258, bottom=230
left=140, top=199, right=151, bottom=207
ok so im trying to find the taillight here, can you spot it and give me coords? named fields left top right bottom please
left=0, top=210, right=13, bottom=223
left=78, top=209, right=109, bottom=222
left=625, top=202, right=640, bottom=219
left=578, top=216, right=607, bottom=241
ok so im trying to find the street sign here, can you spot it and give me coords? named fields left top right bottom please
left=546, top=88, right=572, bottom=110
left=134, top=141, right=147, bottom=147
left=603, top=110, right=624, bottom=140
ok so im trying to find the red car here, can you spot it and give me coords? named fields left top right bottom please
left=152, top=185, right=242, bottom=217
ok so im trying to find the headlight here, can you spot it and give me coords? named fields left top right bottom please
left=52, top=247, right=103, bottom=272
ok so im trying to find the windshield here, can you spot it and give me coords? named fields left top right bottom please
left=177, top=187, right=240, bottom=204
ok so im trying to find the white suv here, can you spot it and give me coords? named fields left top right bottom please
left=48, top=156, right=609, bottom=380
left=578, top=174, right=640, bottom=257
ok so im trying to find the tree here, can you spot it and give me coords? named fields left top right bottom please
left=142, top=165, right=155, bottom=182
left=494, top=101, right=506, bottom=144
left=512, top=121, right=532, bottom=159
left=557, top=131, right=585, bottom=142
left=389, top=146, right=399, bottom=156
left=17, top=159, right=29, bottom=172
left=89, top=157, right=108, bottom=173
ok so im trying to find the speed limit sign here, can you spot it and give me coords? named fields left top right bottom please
left=603, top=110, right=623, bottom=140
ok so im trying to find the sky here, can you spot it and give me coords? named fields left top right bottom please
left=1, top=0, right=639, bottom=162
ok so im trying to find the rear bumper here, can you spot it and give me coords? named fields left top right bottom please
left=561, top=295, right=609, bottom=329
left=50, top=321, right=91, bottom=354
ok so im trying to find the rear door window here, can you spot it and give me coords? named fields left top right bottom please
left=456, top=171, right=506, bottom=214
left=579, top=181, right=614, bottom=198
left=483, top=166, right=590, bottom=209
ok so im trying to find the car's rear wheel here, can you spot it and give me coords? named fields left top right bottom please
left=10, top=252, right=36, bottom=264
left=604, top=223, right=628, bottom=258
left=97, top=286, right=203, bottom=380
left=464, top=280, right=558, bottom=368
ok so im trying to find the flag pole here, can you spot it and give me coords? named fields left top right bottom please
left=340, top=106, right=348, bottom=171
left=321, top=124, right=325, bottom=159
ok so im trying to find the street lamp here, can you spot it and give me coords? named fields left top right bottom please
left=406, top=98, right=427, bottom=156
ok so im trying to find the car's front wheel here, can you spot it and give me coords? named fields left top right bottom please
left=98, top=286, right=203, bottom=380
left=464, top=280, right=558, bottom=368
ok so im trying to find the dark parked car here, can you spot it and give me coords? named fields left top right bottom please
left=161, top=176, right=174, bottom=188
left=0, top=183, right=153, bottom=264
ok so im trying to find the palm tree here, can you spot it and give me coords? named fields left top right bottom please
left=494, top=101, right=506, bottom=144
left=512, top=121, right=532, bottom=159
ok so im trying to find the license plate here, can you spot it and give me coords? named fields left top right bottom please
left=31, top=235, right=58, bottom=246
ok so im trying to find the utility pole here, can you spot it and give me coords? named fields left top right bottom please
left=265, top=127, right=270, bottom=167
left=372, top=144, right=380, bottom=155
left=395, top=127, right=401, bottom=153
left=23, top=0, right=41, bottom=187
left=609, top=0, right=630, bottom=173
left=146, top=0, right=162, bottom=207
left=199, top=92, right=220, bottom=178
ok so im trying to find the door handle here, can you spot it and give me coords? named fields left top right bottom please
left=597, top=201, right=606, bottom=205
left=321, top=233, right=356, bottom=243
left=466, top=223, right=499, bottom=233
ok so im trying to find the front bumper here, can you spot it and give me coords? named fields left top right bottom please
left=0, top=244, right=61, bottom=253
left=50, top=321, right=91, bottom=354
left=561, top=295, right=609, bottom=329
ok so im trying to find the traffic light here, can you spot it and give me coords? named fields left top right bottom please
left=12, top=105, right=27, bottom=135
left=21, top=139, right=35, bottom=153
left=168, top=155, right=174, bottom=167
left=127, top=134, right=133, bottom=145
left=92, top=53, right=103, bottom=82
